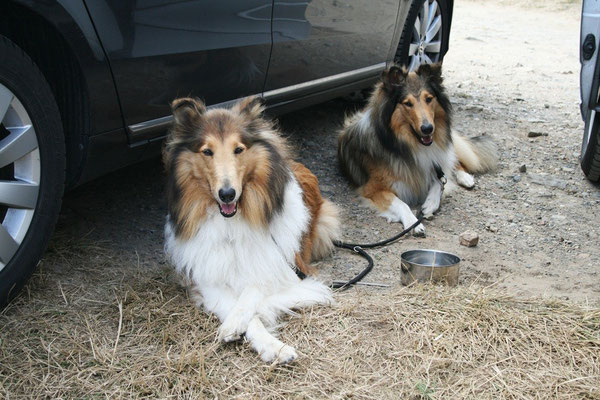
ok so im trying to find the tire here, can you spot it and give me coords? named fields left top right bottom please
left=0, top=35, right=65, bottom=307
left=581, top=108, right=600, bottom=182
left=395, top=0, right=451, bottom=70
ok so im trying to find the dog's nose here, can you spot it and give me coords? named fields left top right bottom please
left=218, top=187, right=236, bottom=203
left=420, top=124, right=433, bottom=135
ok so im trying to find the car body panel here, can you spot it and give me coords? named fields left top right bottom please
left=265, top=0, right=400, bottom=92
left=84, top=0, right=273, bottom=145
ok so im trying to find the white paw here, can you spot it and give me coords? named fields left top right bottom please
left=260, top=344, right=298, bottom=364
left=421, top=200, right=440, bottom=219
left=413, top=223, right=426, bottom=237
left=456, top=170, right=475, bottom=189
left=218, top=315, right=247, bottom=342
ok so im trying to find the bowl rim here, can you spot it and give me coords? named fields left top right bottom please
left=400, top=249, right=461, bottom=268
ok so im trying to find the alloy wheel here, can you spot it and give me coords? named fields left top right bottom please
left=407, top=0, right=443, bottom=71
left=0, top=83, right=40, bottom=272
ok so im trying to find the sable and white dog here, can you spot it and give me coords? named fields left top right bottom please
left=163, top=97, right=340, bottom=364
left=338, top=63, right=497, bottom=235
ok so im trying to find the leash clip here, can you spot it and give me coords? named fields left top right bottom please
left=352, top=246, right=363, bottom=253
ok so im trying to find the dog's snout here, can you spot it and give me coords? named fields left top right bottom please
left=218, top=187, right=236, bottom=203
left=420, top=123, right=433, bottom=135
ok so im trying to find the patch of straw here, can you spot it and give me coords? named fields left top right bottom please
left=1, top=239, right=599, bottom=399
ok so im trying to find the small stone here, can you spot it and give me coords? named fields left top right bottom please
left=513, top=174, right=522, bottom=182
left=459, top=230, right=479, bottom=247
left=487, top=225, right=499, bottom=233
left=527, top=131, right=548, bottom=138
left=519, top=164, right=527, bottom=173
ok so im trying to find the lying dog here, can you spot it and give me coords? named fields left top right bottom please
left=163, top=97, right=339, bottom=364
left=338, top=63, right=497, bottom=235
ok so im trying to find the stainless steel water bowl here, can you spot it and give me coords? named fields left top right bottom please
left=400, top=249, right=461, bottom=286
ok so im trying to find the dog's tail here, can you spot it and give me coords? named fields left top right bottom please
left=311, top=199, right=341, bottom=261
left=452, top=133, right=498, bottom=174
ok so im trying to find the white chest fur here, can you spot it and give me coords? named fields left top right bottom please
left=392, top=142, right=457, bottom=205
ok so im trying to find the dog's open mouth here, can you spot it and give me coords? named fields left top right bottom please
left=419, top=135, right=433, bottom=146
left=219, top=202, right=237, bottom=218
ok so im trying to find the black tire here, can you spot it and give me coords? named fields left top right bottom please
left=0, top=36, right=65, bottom=307
left=395, top=0, right=451, bottom=68
left=581, top=109, right=600, bottom=182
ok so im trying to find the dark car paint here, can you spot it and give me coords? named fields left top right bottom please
left=84, top=1, right=274, bottom=143
left=266, top=0, right=400, bottom=91
left=5, top=0, right=451, bottom=186
left=9, top=0, right=123, bottom=134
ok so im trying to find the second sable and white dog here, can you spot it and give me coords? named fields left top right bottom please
left=338, top=63, right=497, bottom=235
left=163, top=96, right=340, bottom=364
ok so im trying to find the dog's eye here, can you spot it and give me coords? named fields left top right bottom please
left=403, top=101, right=413, bottom=107
left=201, top=149, right=213, bottom=156
left=425, top=97, right=433, bottom=104
left=234, top=147, right=244, bottom=155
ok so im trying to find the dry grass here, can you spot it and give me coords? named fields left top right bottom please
left=1, top=237, right=599, bottom=399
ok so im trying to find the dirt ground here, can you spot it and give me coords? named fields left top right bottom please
left=1, top=0, right=599, bottom=398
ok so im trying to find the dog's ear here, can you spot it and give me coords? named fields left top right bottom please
left=381, top=65, right=407, bottom=91
left=417, top=62, right=443, bottom=84
left=171, top=97, right=206, bottom=126
left=233, top=96, right=265, bottom=120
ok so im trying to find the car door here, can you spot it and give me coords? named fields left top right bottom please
left=265, top=0, right=401, bottom=94
left=84, top=0, right=273, bottom=143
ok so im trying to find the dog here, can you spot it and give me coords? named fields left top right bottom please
left=163, top=96, right=340, bottom=364
left=338, top=63, right=497, bottom=235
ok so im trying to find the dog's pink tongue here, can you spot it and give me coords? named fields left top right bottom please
left=220, top=203, right=236, bottom=214
left=422, top=136, right=433, bottom=144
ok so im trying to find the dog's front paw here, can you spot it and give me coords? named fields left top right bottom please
left=421, top=200, right=439, bottom=219
left=218, top=315, right=247, bottom=343
left=412, top=223, right=426, bottom=237
left=260, top=344, right=298, bottom=365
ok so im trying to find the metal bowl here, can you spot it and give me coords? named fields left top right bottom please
left=400, top=249, right=461, bottom=286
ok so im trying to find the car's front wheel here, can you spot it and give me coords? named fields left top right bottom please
left=0, top=36, right=65, bottom=307
left=395, top=0, right=451, bottom=70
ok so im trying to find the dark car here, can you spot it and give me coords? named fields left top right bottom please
left=0, top=0, right=453, bottom=305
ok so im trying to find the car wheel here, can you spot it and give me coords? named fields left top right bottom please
left=0, top=36, right=65, bottom=307
left=581, top=108, right=600, bottom=182
left=395, top=0, right=450, bottom=70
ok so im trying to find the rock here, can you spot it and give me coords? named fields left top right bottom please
left=459, top=230, right=479, bottom=247
left=527, top=131, right=548, bottom=138
left=519, top=164, right=527, bottom=173
left=488, top=225, right=499, bottom=233
left=513, top=174, right=522, bottom=182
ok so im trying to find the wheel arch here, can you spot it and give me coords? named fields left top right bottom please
left=0, top=1, right=124, bottom=188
